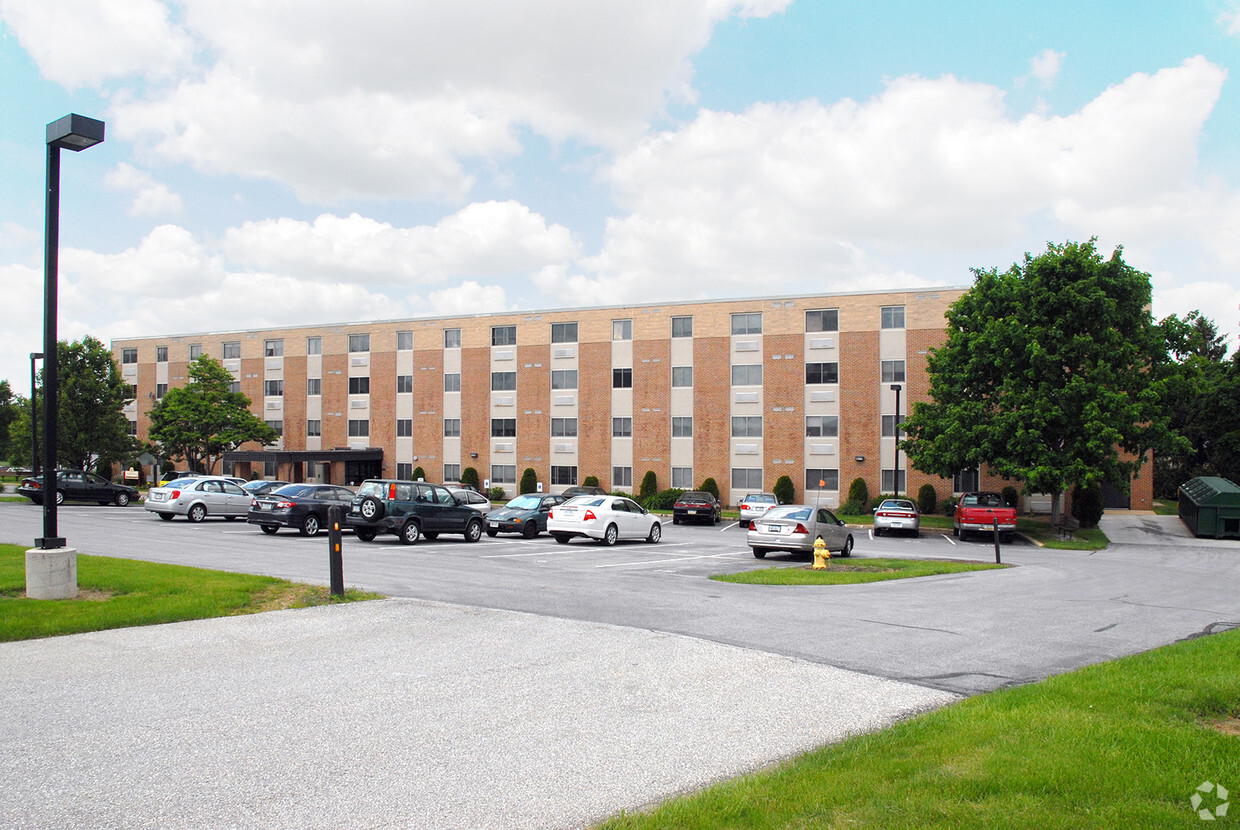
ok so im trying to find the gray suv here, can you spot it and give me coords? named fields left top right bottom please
left=347, top=479, right=485, bottom=544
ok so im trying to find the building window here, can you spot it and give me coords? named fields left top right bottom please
left=121, top=347, right=138, bottom=364
left=672, top=416, right=693, bottom=438
left=491, top=465, right=516, bottom=484
left=156, top=383, right=168, bottom=399
left=551, top=322, right=578, bottom=343
left=348, top=334, right=370, bottom=352
left=551, top=369, right=578, bottom=390
left=731, top=312, right=762, bottom=335
left=307, top=336, right=321, bottom=355
left=612, top=319, right=632, bottom=341
left=612, top=368, right=632, bottom=388
left=443, top=463, right=460, bottom=483
left=492, top=325, right=516, bottom=346
left=444, top=328, right=461, bottom=348
left=671, top=316, right=693, bottom=338
left=265, top=379, right=283, bottom=397
left=228, top=380, right=241, bottom=394
left=396, top=419, right=413, bottom=438
left=222, top=341, right=241, bottom=359
left=612, top=466, right=632, bottom=488
left=264, top=340, right=282, bottom=357
left=347, top=419, right=369, bottom=437
left=491, top=418, right=516, bottom=437
left=127, top=419, right=137, bottom=436
left=348, top=376, right=370, bottom=395
left=551, top=418, right=577, bottom=437
left=307, top=420, right=321, bottom=437
left=397, top=375, right=413, bottom=393
left=613, top=417, right=632, bottom=438
left=954, top=468, right=980, bottom=493
left=444, top=373, right=461, bottom=393
left=806, top=469, right=840, bottom=491
left=805, top=415, right=839, bottom=437
left=189, top=344, right=203, bottom=360
left=732, top=416, right=763, bottom=437
left=266, top=419, right=283, bottom=437
left=671, top=467, right=694, bottom=489
left=881, top=306, right=906, bottom=329
left=881, top=360, right=906, bottom=383
left=732, top=468, right=763, bottom=489
left=491, top=371, right=516, bottom=391
left=881, top=470, right=907, bottom=493
left=806, top=362, right=839, bottom=384
left=263, top=461, right=278, bottom=477
left=672, top=366, right=693, bottom=387
left=881, top=415, right=906, bottom=438
left=731, top=364, right=762, bottom=386
left=551, top=466, right=577, bottom=486
left=443, top=419, right=461, bottom=438
left=397, top=331, right=413, bottom=350
left=156, top=345, right=168, bottom=362
left=396, top=463, right=413, bottom=480
left=126, top=383, right=138, bottom=400
left=806, top=309, right=839, bottom=332
left=307, top=377, right=322, bottom=395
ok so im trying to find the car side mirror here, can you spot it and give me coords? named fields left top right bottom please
left=453, top=494, right=465, bottom=505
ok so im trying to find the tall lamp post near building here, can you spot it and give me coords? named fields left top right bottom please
left=34, top=114, right=104, bottom=560
left=890, top=383, right=902, bottom=497
left=29, top=352, right=42, bottom=475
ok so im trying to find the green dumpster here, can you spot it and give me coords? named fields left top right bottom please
left=1178, top=476, right=1240, bottom=539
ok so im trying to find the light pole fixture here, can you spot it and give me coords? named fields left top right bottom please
left=890, top=383, right=903, bottom=497
left=38, top=114, right=105, bottom=550
left=29, top=353, right=42, bottom=475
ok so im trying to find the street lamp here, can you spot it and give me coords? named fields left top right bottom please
left=890, top=383, right=902, bottom=497
left=38, top=114, right=104, bottom=550
left=29, top=353, right=42, bottom=475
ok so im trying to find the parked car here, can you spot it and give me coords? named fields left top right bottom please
left=747, top=504, right=854, bottom=559
left=247, top=483, right=356, bottom=536
left=737, top=492, right=779, bottom=528
left=444, top=484, right=493, bottom=514
left=143, top=476, right=252, bottom=522
left=241, top=479, right=291, bottom=497
left=672, top=491, right=721, bottom=525
left=873, top=498, right=920, bottom=536
left=17, top=469, right=139, bottom=507
left=954, top=491, right=1017, bottom=542
left=346, top=479, right=484, bottom=544
left=485, top=493, right=565, bottom=538
left=223, top=476, right=249, bottom=487
left=560, top=485, right=608, bottom=499
left=547, top=495, right=662, bottom=545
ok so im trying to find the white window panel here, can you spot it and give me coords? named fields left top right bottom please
left=494, top=350, right=514, bottom=361
left=554, top=443, right=575, bottom=453
left=223, top=359, right=241, bottom=372
left=809, top=337, right=835, bottom=349
left=553, top=347, right=575, bottom=359
left=809, top=390, right=836, bottom=402
left=350, top=356, right=368, bottom=367
left=734, top=443, right=760, bottom=454
left=734, top=391, right=759, bottom=403
left=494, top=443, right=514, bottom=453
left=350, top=399, right=367, bottom=409
left=734, top=340, right=760, bottom=352
left=809, top=443, right=837, bottom=455
left=493, top=396, right=515, bottom=407
left=554, top=395, right=576, bottom=406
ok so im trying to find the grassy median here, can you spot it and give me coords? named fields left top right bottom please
left=712, top=557, right=1006, bottom=585
left=0, top=543, right=379, bottom=642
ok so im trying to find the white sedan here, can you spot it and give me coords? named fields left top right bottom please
left=547, top=495, right=662, bottom=545
left=144, top=476, right=253, bottom=522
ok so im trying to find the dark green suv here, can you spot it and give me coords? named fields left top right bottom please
left=347, top=479, right=485, bottom=544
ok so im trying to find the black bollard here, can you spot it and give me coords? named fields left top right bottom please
left=328, top=505, right=344, bottom=598
left=993, top=516, right=1001, bottom=564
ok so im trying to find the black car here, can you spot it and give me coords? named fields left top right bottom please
left=672, top=491, right=722, bottom=525
left=17, top=469, right=139, bottom=507
left=560, top=485, right=608, bottom=499
left=247, top=484, right=356, bottom=536
left=485, top=493, right=565, bottom=538
left=346, top=479, right=484, bottom=544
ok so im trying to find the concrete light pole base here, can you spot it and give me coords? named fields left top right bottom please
left=26, top=547, right=77, bottom=600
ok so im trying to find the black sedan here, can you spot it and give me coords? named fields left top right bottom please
left=485, top=493, right=564, bottom=538
left=247, top=484, right=355, bottom=536
left=17, top=469, right=139, bottom=507
left=672, top=491, right=721, bottom=525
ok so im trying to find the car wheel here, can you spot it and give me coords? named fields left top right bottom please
left=54, top=490, right=64, bottom=506
left=873, top=527, right=882, bottom=537
left=841, top=535, right=854, bottom=558
left=646, top=522, right=661, bottom=543
left=158, top=512, right=174, bottom=521
left=261, top=524, right=279, bottom=535
left=672, top=515, right=680, bottom=525
left=188, top=504, right=207, bottom=523
left=553, top=533, right=571, bottom=544
left=752, top=547, right=767, bottom=559
left=399, top=521, right=420, bottom=545
left=602, top=524, right=619, bottom=546
left=739, top=519, right=748, bottom=529
left=300, top=514, right=321, bottom=537
left=486, top=528, right=498, bottom=537
left=359, top=496, right=385, bottom=521
left=355, top=528, right=377, bottom=542
left=951, top=525, right=959, bottom=537
left=98, top=500, right=109, bottom=506
left=464, top=518, right=483, bottom=543
left=522, top=521, right=538, bottom=539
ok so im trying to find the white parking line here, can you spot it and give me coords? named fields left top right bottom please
left=595, top=550, right=751, bottom=569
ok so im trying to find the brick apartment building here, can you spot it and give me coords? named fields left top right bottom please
left=110, top=287, right=1152, bottom=509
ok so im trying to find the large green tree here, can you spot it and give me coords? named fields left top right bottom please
left=0, top=380, right=19, bottom=466
left=147, top=356, right=278, bottom=473
left=901, top=240, right=1177, bottom=525
left=56, top=336, right=137, bottom=471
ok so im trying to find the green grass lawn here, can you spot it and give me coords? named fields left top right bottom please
left=0, top=543, right=379, bottom=642
left=597, top=625, right=1240, bottom=829
left=1154, top=499, right=1179, bottom=516
left=712, top=557, right=1006, bottom=585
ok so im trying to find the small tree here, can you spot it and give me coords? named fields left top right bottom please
left=1071, top=482, right=1105, bottom=528
left=847, top=477, right=869, bottom=507
left=412, top=465, right=426, bottom=481
left=461, top=466, right=481, bottom=490
left=773, top=475, right=795, bottom=505
left=699, top=477, right=720, bottom=500
left=639, top=470, right=658, bottom=501
left=583, top=475, right=600, bottom=488
left=917, top=483, right=937, bottom=515
left=520, top=467, right=538, bottom=494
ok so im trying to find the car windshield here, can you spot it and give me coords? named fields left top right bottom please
left=275, top=484, right=314, bottom=497
left=506, top=495, right=541, bottom=510
left=165, top=477, right=197, bottom=487
left=881, top=500, right=915, bottom=511
left=765, top=506, right=811, bottom=521
left=678, top=492, right=709, bottom=502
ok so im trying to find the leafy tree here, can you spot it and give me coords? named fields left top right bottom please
left=583, top=475, right=600, bottom=487
left=412, top=465, right=425, bottom=481
left=520, top=467, right=538, bottom=494
left=461, top=466, right=481, bottom=490
left=699, top=477, right=719, bottom=499
left=0, top=381, right=24, bottom=466
left=917, top=483, right=937, bottom=515
left=147, top=356, right=277, bottom=473
left=773, top=474, right=795, bottom=505
left=901, top=240, right=1178, bottom=525
left=846, top=477, right=869, bottom=508
left=639, top=470, right=658, bottom=501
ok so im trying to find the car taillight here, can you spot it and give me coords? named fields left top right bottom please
left=794, top=523, right=809, bottom=534
left=251, top=499, right=258, bottom=507
left=548, top=509, right=556, bottom=519
left=276, top=500, right=294, bottom=509
left=583, top=510, right=597, bottom=521
left=171, top=490, right=180, bottom=499
left=389, top=483, right=396, bottom=500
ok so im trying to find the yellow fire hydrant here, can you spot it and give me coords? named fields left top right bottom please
left=812, top=536, right=830, bottom=569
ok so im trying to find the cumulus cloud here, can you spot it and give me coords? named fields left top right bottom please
left=1019, top=49, right=1066, bottom=88
left=104, top=163, right=184, bottom=217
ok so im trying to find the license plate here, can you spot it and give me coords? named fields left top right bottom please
left=889, top=521, right=903, bottom=527
left=763, top=523, right=780, bottom=533
left=687, top=509, right=698, bottom=515
left=488, top=521, right=498, bottom=527
left=151, top=493, right=165, bottom=501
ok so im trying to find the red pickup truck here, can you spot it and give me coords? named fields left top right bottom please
left=953, top=491, right=1016, bottom=542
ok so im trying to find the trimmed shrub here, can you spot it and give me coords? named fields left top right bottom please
left=583, top=475, right=600, bottom=488
left=644, top=488, right=685, bottom=511
left=639, top=470, right=658, bottom=501
left=773, top=475, right=795, bottom=506
left=461, top=467, right=481, bottom=490
left=487, top=486, right=506, bottom=502
left=520, top=467, right=538, bottom=494
left=941, top=496, right=959, bottom=516
left=840, top=499, right=865, bottom=516
left=846, top=477, right=870, bottom=510
left=1002, top=486, right=1019, bottom=510
left=699, top=477, right=720, bottom=500
left=1071, top=482, right=1105, bottom=528
left=412, top=466, right=426, bottom=482
left=917, top=483, right=937, bottom=515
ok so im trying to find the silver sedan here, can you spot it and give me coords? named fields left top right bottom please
left=872, top=498, right=920, bottom=537
left=747, top=504, right=854, bottom=559
left=144, top=476, right=253, bottom=522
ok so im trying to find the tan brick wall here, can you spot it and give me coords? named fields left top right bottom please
left=839, top=329, right=880, bottom=499
left=460, top=345, right=489, bottom=480
left=693, top=336, right=730, bottom=497
left=414, top=347, right=444, bottom=476
left=633, top=336, right=670, bottom=490
left=518, top=344, right=551, bottom=485
left=764, top=333, right=804, bottom=502
left=578, top=341, right=612, bottom=487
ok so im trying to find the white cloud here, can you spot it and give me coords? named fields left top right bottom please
left=104, top=163, right=184, bottom=217
left=1023, top=49, right=1066, bottom=88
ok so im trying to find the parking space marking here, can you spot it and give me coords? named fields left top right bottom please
left=595, top=549, right=752, bottom=569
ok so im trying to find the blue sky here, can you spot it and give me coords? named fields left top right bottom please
left=1, top=0, right=1239, bottom=389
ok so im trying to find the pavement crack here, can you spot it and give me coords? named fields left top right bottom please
left=854, top=617, right=961, bottom=636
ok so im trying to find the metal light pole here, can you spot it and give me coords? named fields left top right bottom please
left=37, top=114, right=104, bottom=550
left=29, top=353, right=42, bottom=475
left=891, top=383, right=902, bottom=497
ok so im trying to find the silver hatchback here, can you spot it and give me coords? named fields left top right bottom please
left=747, top=504, right=854, bottom=559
